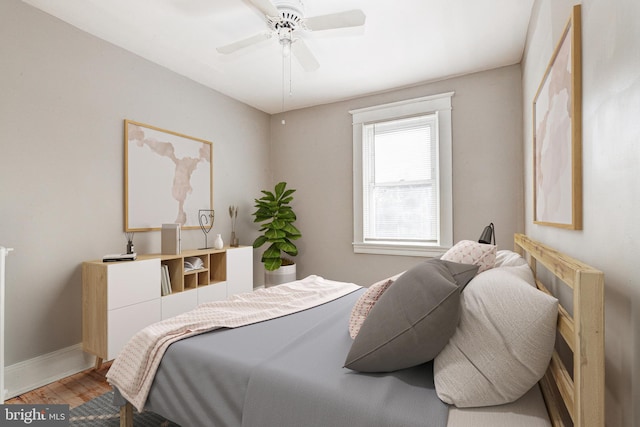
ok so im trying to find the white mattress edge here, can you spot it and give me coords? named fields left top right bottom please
left=446, top=384, right=551, bottom=427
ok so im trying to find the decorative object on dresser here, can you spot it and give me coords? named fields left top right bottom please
left=533, top=4, right=582, bottom=230
left=102, top=253, right=137, bottom=262
left=213, top=234, right=224, bottom=250
left=161, top=223, right=181, bottom=255
left=198, top=209, right=215, bottom=249
left=82, top=246, right=253, bottom=369
left=229, top=205, right=239, bottom=247
left=125, top=232, right=135, bottom=254
left=124, top=120, right=213, bottom=232
left=252, top=181, right=301, bottom=286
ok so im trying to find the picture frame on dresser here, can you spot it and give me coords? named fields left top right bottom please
left=124, top=119, right=213, bottom=232
left=532, top=4, right=582, bottom=230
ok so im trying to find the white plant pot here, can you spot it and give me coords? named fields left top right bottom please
left=264, top=263, right=297, bottom=287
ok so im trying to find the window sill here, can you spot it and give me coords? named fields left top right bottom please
left=352, top=242, right=449, bottom=257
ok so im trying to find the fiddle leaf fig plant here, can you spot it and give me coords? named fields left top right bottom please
left=252, top=181, right=302, bottom=271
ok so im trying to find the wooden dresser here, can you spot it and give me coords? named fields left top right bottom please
left=82, top=246, right=253, bottom=368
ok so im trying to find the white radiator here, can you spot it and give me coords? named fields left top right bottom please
left=0, top=246, right=13, bottom=404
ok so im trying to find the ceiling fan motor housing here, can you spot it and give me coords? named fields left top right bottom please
left=269, top=0, right=305, bottom=32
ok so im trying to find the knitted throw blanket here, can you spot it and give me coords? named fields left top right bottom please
left=106, top=275, right=360, bottom=411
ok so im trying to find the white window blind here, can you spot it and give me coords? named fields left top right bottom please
left=362, top=115, right=438, bottom=243
left=351, top=92, right=453, bottom=257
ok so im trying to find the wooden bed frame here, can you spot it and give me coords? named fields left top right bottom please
left=119, top=234, right=604, bottom=427
left=514, top=234, right=604, bottom=427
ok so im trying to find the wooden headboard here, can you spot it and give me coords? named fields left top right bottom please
left=514, top=234, right=604, bottom=427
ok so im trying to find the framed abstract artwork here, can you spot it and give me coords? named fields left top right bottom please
left=533, top=5, right=582, bottom=229
left=124, top=120, right=213, bottom=232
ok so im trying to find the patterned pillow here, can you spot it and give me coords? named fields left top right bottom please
left=348, top=278, right=395, bottom=339
left=441, top=240, right=497, bottom=273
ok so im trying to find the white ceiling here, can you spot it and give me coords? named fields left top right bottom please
left=20, top=0, right=535, bottom=114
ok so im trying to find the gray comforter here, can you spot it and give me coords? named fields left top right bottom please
left=116, top=288, right=449, bottom=427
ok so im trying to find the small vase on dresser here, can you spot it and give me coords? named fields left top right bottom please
left=213, top=234, right=224, bottom=249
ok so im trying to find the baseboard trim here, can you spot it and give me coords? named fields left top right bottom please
left=5, top=343, right=94, bottom=399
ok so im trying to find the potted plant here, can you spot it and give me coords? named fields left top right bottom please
left=252, top=181, right=302, bottom=286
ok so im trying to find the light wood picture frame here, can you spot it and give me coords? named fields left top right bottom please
left=533, top=4, right=582, bottom=229
left=124, top=120, right=213, bottom=232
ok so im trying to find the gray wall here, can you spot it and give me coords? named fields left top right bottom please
left=0, top=0, right=270, bottom=365
left=522, top=0, right=640, bottom=425
left=269, top=64, right=525, bottom=286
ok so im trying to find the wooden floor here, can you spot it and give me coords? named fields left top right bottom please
left=5, top=361, right=112, bottom=408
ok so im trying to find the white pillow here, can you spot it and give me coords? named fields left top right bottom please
left=441, top=240, right=497, bottom=273
left=494, top=249, right=528, bottom=268
left=499, top=263, right=537, bottom=287
left=434, top=266, right=558, bottom=407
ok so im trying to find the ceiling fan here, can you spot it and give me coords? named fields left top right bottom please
left=216, top=0, right=366, bottom=71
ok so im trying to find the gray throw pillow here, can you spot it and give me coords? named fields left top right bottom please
left=344, top=259, right=479, bottom=373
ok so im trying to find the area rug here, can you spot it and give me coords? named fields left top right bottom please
left=70, top=391, right=180, bottom=426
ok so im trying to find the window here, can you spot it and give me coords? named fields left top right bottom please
left=363, top=115, right=437, bottom=243
left=351, top=93, right=453, bottom=256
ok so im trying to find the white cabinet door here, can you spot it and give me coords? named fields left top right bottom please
left=226, top=246, right=253, bottom=296
left=198, top=282, right=227, bottom=304
left=107, top=259, right=160, bottom=309
left=161, top=289, right=198, bottom=320
left=107, top=298, right=161, bottom=360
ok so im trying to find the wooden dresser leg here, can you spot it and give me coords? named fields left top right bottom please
left=120, top=402, right=133, bottom=427
left=94, top=356, right=103, bottom=370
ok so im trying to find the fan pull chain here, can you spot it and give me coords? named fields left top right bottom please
left=281, top=40, right=293, bottom=125
left=281, top=47, right=285, bottom=113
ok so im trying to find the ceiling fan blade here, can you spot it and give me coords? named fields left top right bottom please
left=217, top=32, right=272, bottom=54
left=292, top=39, right=320, bottom=72
left=305, top=9, right=366, bottom=31
left=247, top=0, right=279, bottom=17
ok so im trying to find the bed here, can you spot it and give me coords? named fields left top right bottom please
left=108, top=234, right=604, bottom=427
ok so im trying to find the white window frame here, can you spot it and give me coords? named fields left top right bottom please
left=350, top=92, right=454, bottom=257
